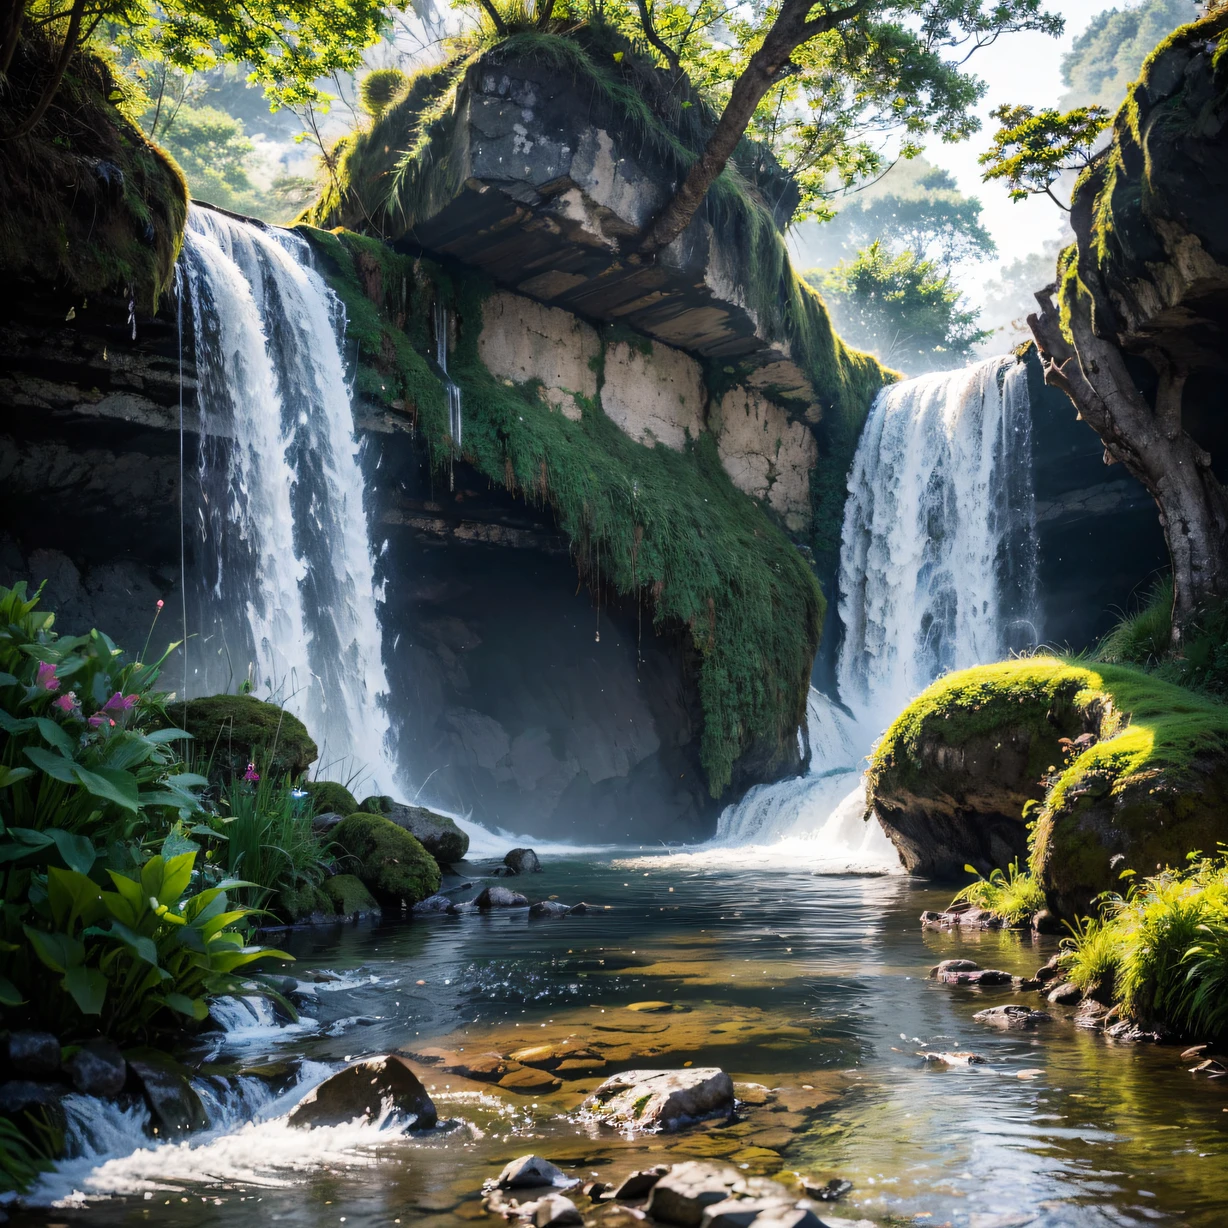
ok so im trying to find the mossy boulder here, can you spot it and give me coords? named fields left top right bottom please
left=867, top=657, right=1228, bottom=917
left=303, top=780, right=359, bottom=818
left=322, top=873, right=381, bottom=919
left=359, top=796, right=470, bottom=865
left=274, top=883, right=332, bottom=923
left=174, top=694, right=318, bottom=785
left=332, top=813, right=441, bottom=905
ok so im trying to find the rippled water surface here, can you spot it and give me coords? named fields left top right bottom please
left=19, top=858, right=1228, bottom=1228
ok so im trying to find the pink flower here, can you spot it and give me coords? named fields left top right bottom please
left=156, top=599, right=164, bottom=611
left=53, top=692, right=78, bottom=713
left=102, top=692, right=138, bottom=713
left=88, top=714, right=104, bottom=728
left=35, top=662, right=60, bottom=692
left=243, top=762, right=260, bottom=783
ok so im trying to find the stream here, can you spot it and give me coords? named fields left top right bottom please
left=19, top=856, right=1228, bottom=1228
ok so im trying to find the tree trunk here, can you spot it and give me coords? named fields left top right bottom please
left=0, top=0, right=28, bottom=77
left=636, top=0, right=868, bottom=255
left=1029, top=283, right=1228, bottom=646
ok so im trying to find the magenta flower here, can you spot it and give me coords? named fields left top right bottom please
left=156, top=599, right=165, bottom=611
left=243, top=762, right=260, bottom=783
left=88, top=714, right=116, bottom=729
left=53, top=692, right=78, bottom=713
left=35, top=662, right=60, bottom=692
left=102, top=692, right=138, bottom=713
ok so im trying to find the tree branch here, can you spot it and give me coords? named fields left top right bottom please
left=477, top=0, right=507, bottom=37
left=3, top=0, right=87, bottom=140
left=635, top=0, right=679, bottom=72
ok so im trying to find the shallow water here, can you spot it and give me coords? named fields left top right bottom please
left=19, top=858, right=1228, bottom=1227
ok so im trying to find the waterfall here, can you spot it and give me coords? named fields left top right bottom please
left=435, top=298, right=463, bottom=451
left=182, top=206, right=398, bottom=794
left=713, top=356, right=1038, bottom=862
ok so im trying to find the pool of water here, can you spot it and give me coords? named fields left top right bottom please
left=18, top=857, right=1228, bottom=1227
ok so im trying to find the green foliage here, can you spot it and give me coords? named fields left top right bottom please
left=1060, top=0, right=1199, bottom=110
left=0, top=1115, right=55, bottom=1194
left=171, top=694, right=318, bottom=786
left=1098, top=577, right=1174, bottom=669
left=331, top=813, right=441, bottom=905
left=807, top=242, right=989, bottom=372
left=205, top=772, right=329, bottom=918
left=303, top=779, right=358, bottom=817
left=150, top=102, right=266, bottom=215
left=951, top=859, right=1047, bottom=926
left=0, top=580, right=290, bottom=1044
left=1061, top=852, right=1228, bottom=1039
left=359, top=68, right=410, bottom=118
left=979, top=102, right=1111, bottom=207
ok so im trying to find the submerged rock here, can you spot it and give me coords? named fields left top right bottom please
left=530, top=899, right=571, bottom=917
left=413, top=893, right=455, bottom=913
left=934, top=967, right=1012, bottom=986
left=918, top=1051, right=987, bottom=1066
left=973, top=1005, right=1052, bottom=1030
left=497, top=1154, right=577, bottom=1189
left=476, top=885, right=530, bottom=909
left=584, top=1068, right=734, bottom=1130
left=504, top=848, right=542, bottom=875
left=288, top=1056, right=437, bottom=1130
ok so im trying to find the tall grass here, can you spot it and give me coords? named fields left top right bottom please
left=950, top=859, right=1047, bottom=926
left=1061, top=853, right=1228, bottom=1038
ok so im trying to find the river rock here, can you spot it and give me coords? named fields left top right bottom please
left=1047, top=982, right=1083, bottom=1005
left=4, top=1031, right=60, bottom=1077
left=929, top=959, right=980, bottom=976
left=126, top=1048, right=209, bottom=1135
left=530, top=899, right=571, bottom=917
left=611, top=1165, right=671, bottom=1200
left=797, top=1178, right=852, bottom=1202
left=1035, top=955, right=1063, bottom=983
left=584, top=1068, right=734, bottom=1130
left=476, top=885, right=530, bottom=908
left=504, top=848, right=543, bottom=875
left=65, top=1039, right=127, bottom=1097
left=918, top=1051, right=986, bottom=1065
left=936, top=967, right=1012, bottom=986
left=288, top=1056, right=437, bottom=1130
left=497, top=1154, right=576, bottom=1189
left=414, top=893, right=455, bottom=913
left=535, top=1193, right=583, bottom=1226
left=645, top=1162, right=741, bottom=1226
left=0, top=1080, right=67, bottom=1119
left=312, top=811, right=346, bottom=835
left=973, top=1005, right=1053, bottom=1029
left=700, top=1198, right=827, bottom=1228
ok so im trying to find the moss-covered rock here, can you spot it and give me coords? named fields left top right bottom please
left=868, top=657, right=1228, bottom=917
left=174, top=694, right=318, bottom=784
left=359, top=796, right=470, bottom=865
left=304, top=780, right=359, bottom=818
left=322, top=873, right=381, bottom=919
left=274, top=882, right=332, bottom=923
left=331, top=813, right=441, bottom=905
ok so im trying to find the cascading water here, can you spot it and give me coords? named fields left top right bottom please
left=435, top=298, right=463, bottom=453
left=712, top=356, right=1038, bottom=863
left=181, top=206, right=398, bottom=793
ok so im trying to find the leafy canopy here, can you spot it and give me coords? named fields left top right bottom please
left=979, top=102, right=1110, bottom=209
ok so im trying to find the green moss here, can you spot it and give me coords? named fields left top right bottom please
left=331, top=813, right=441, bottom=905
left=0, top=35, right=187, bottom=305
left=302, top=780, right=359, bottom=817
left=321, top=873, right=381, bottom=917
left=174, top=694, right=318, bottom=784
left=360, top=796, right=469, bottom=864
left=274, top=882, right=331, bottom=922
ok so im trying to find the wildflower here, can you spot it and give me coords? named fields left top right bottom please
left=102, top=692, right=138, bottom=713
left=35, top=662, right=60, bottom=692
left=156, top=599, right=164, bottom=611
left=243, top=762, right=260, bottom=783
left=53, top=692, right=78, bottom=713
left=88, top=714, right=116, bottom=729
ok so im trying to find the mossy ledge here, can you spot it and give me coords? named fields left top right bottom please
left=867, top=657, right=1228, bottom=916
left=303, top=227, right=823, bottom=798
left=0, top=32, right=187, bottom=305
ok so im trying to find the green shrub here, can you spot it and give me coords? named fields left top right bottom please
left=360, top=68, right=409, bottom=118
left=1098, top=576, right=1173, bottom=667
left=304, top=779, right=358, bottom=816
left=950, top=859, right=1047, bottom=926
left=173, top=694, right=318, bottom=785
left=331, top=813, right=441, bottom=905
left=1060, top=853, right=1228, bottom=1038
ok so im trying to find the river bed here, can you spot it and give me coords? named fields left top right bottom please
left=17, top=857, right=1228, bottom=1228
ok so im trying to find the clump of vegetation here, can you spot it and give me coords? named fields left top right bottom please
left=331, top=813, right=441, bottom=904
left=1060, top=852, right=1228, bottom=1040
left=359, top=67, right=410, bottom=118
left=951, top=859, right=1047, bottom=926
left=303, top=779, right=358, bottom=817
left=0, top=581, right=288, bottom=1049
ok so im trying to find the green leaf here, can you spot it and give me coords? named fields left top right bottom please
left=158, top=851, right=197, bottom=904
left=24, top=746, right=80, bottom=783
left=145, top=727, right=192, bottom=744
left=166, top=773, right=209, bottom=789
left=160, top=992, right=208, bottom=1021
left=73, top=765, right=140, bottom=812
left=47, top=829, right=97, bottom=875
left=0, top=765, right=34, bottom=788
left=23, top=926, right=82, bottom=973
left=63, top=965, right=107, bottom=1015
left=108, top=919, right=160, bottom=967
left=34, top=716, right=77, bottom=758
left=0, top=974, right=24, bottom=1006
left=0, top=827, right=54, bottom=863
left=47, top=866, right=105, bottom=930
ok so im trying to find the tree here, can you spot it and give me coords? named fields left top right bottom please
left=807, top=240, right=989, bottom=371
left=978, top=103, right=1110, bottom=210
left=621, top=0, right=1064, bottom=254
left=0, top=0, right=405, bottom=139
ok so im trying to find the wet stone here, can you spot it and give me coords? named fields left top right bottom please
left=1047, top=981, right=1083, bottom=1005
left=936, top=968, right=1012, bottom=986
left=535, top=1194, right=583, bottom=1226
left=476, top=885, right=530, bottom=909
left=530, top=900, right=571, bottom=918
left=584, top=1067, right=735, bottom=1130
left=504, top=848, right=543, bottom=875
left=126, top=1049, right=209, bottom=1135
left=929, top=959, right=980, bottom=977
left=65, top=1039, right=126, bottom=1097
left=1035, top=955, right=1063, bottom=983
left=414, top=893, right=455, bottom=913
left=973, top=1005, right=1053, bottom=1029
left=497, top=1154, right=576, bottom=1190
left=645, top=1161, right=741, bottom=1226
left=918, top=1051, right=987, bottom=1065
left=288, top=1055, right=437, bottom=1130
left=797, top=1178, right=852, bottom=1202
left=4, top=1031, right=60, bottom=1078
left=499, top=1065, right=563, bottom=1093
left=612, top=1165, right=670, bottom=1200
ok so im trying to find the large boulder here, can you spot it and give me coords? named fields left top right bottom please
left=171, top=694, right=318, bottom=784
left=288, top=1056, right=437, bottom=1130
left=360, top=796, right=470, bottom=865
left=304, top=780, right=359, bottom=818
left=504, top=848, right=542, bottom=874
left=125, top=1048, right=209, bottom=1135
left=321, top=873, right=381, bottom=920
left=645, top=1163, right=741, bottom=1227
left=583, top=1068, right=734, bottom=1130
left=331, top=813, right=442, bottom=906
